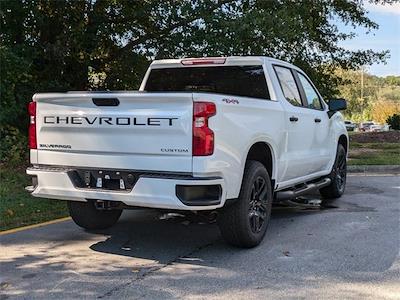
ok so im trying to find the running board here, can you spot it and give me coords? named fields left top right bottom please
left=275, top=178, right=331, bottom=201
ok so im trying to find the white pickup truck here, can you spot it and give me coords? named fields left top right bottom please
left=27, top=56, right=348, bottom=247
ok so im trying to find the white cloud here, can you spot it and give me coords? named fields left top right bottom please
left=364, top=2, right=400, bottom=15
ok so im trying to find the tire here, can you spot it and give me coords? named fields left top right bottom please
left=319, top=144, right=347, bottom=200
left=67, top=200, right=122, bottom=230
left=217, top=160, right=273, bottom=248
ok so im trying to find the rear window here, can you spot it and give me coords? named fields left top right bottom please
left=274, top=66, right=302, bottom=107
left=144, top=65, right=270, bottom=100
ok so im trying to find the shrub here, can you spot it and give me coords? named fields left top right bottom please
left=0, top=126, right=28, bottom=166
left=387, top=114, right=400, bottom=130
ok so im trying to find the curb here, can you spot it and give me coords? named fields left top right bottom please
left=348, top=165, right=400, bottom=175
left=0, top=217, right=71, bottom=236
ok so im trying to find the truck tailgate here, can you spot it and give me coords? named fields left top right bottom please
left=33, top=92, right=193, bottom=173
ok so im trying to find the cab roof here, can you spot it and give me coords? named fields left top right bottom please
left=150, top=56, right=296, bottom=70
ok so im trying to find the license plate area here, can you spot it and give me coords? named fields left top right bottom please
left=68, top=169, right=138, bottom=191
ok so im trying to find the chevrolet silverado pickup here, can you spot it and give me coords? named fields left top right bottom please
left=26, top=56, right=348, bottom=247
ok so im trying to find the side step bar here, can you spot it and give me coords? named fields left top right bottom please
left=275, top=178, right=331, bottom=201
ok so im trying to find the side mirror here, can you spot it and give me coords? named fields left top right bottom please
left=328, top=98, right=347, bottom=118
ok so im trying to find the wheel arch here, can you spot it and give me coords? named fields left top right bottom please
left=244, top=140, right=277, bottom=188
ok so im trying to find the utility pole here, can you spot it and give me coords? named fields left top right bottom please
left=360, top=66, right=364, bottom=101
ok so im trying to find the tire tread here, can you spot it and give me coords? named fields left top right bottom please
left=218, top=160, right=272, bottom=248
left=320, top=144, right=347, bottom=200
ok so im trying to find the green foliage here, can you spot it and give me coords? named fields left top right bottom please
left=0, top=126, right=28, bottom=165
left=337, top=69, right=400, bottom=122
left=385, top=76, right=400, bottom=86
left=0, top=166, right=68, bottom=230
left=0, top=46, right=32, bottom=164
left=0, top=47, right=32, bottom=130
left=0, top=0, right=394, bottom=165
left=387, top=114, right=400, bottom=130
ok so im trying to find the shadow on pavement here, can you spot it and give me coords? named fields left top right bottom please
left=89, top=210, right=222, bottom=264
left=1, top=176, right=398, bottom=299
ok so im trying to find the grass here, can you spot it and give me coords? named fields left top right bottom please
left=0, top=166, right=68, bottom=231
left=348, top=142, right=400, bottom=165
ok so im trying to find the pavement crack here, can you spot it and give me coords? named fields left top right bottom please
left=97, top=240, right=217, bottom=299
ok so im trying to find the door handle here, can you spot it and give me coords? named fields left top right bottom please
left=314, top=118, right=321, bottom=123
left=92, top=98, right=120, bottom=106
left=289, top=116, right=299, bottom=122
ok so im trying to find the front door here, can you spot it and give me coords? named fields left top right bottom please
left=295, top=71, right=333, bottom=172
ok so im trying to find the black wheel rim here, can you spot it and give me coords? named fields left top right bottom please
left=248, top=176, right=268, bottom=233
left=335, top=150, right=347, bottom=192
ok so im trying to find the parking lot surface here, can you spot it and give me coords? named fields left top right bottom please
left=1, top=176, right=399, bottom=299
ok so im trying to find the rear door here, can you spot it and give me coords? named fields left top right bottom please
left=34, top=92, right=193, bottom=173
left=273, top=66, right=320, bottom=182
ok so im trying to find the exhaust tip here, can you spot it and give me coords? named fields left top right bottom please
left=25, top=185, right=35, bottom=193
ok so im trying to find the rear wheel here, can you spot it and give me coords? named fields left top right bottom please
left=217, top=160, right=272, bottom=248
left=68, top=200, right=122, bottom=230
left=320, top=144, right=347, bottom=200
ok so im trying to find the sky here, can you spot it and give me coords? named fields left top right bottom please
left=337, top=2, right=400, bottom=77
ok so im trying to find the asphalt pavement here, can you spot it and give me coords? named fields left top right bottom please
left=1, top=175, right=399, bottom=299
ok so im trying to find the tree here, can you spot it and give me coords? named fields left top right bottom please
left=0, top=0, right=395, bottom=162
left=335, top=69, right=374, bottom=121
left=336, top=68, right=400, bottom=122
left=372, top=101, right=400, bottom=124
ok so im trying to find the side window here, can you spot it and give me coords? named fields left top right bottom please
left=297, top=73, right=322, bottom=110
left=274, top=66, right=302, bottom=107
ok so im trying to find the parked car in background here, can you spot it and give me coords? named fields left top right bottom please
left=344, top=120, right=356, bottom=131
left=359, top=121, right=375, bottom=132
left=370, top=124, right=390, bottom=132
left=359, top=122, right=390, bottom=132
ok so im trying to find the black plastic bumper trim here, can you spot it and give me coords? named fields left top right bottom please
left=176, top=184, right=222, bottom=206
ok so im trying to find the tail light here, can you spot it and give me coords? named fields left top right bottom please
left=193, top=102, right=216, bottom=156
left=28, top=101, right=37, bottom=149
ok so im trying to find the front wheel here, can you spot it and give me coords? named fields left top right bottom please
left=319, top=144, right=347, bottom=200
left=68, top=200, right=122, bottom=230
left=217, top=160, right=273, bottom=248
